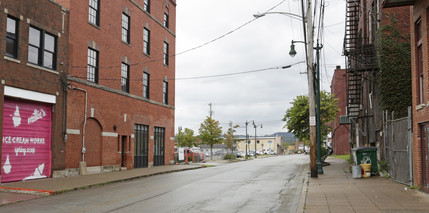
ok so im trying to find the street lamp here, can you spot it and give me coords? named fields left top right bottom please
left=253, top=121, right=263, bottom=158
left=253, top=11, right=303, bottom=21
left=289, top=40, right=306, bottom=57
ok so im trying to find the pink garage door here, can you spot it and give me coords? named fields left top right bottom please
left=2, top=98, right=51, bottom=183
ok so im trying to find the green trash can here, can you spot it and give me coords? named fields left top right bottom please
left=351, top=147, right=378, bottom=175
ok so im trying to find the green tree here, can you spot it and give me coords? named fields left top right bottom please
left=177, top=128, right=196, bottom=148
left=224, top=122, right=239, bottom=152
left=282, top=91, right=339, bottom=142
left=199, top=116, right=223, bottom=160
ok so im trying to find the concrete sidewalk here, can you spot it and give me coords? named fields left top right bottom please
left=302, top=157, right=429, bottom=213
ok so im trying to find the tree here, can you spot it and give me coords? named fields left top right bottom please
left=224, top=122, right=239, bottom=152
left=199, top=116, right=223, bottom=160
left=282, top=91, right=339, bottom=143
left=177, top=128, right=196, bottom=148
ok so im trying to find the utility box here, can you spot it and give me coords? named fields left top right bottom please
left=351, top=147, right=378, bottom=175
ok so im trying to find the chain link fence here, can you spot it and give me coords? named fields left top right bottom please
left=383, top=107, right=413, bottom=185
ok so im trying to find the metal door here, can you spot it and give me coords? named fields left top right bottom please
left=153, top=127, right=165, bottom=166
left=134, top=124, right=148, bottom=168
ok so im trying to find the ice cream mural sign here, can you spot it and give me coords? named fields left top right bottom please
left=2, top=99, right=51, bottom=183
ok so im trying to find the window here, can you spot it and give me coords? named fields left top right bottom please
left=163, top=42, right=169, bottom=66
left=144, top=0, right=150, bottom=13
left=6, top=16, right=18, bottom=58
left=163, top=81, right=168, bottom=104
left=89, top=0, right=100, bottom=26
left=143, top=28, right=150, bottom=55
left=163, top=13, right=169, bottom=28
left=121, top=63, right=130, bottom=92
left=143, top=72, right=150, bottom=98
left=122, top=13, right=130, bottom=43
left=87, top=48, right=99, bottom=83
left=28, top=27, right=56, bottom=69
left=417, top=19, right=423, bottom=104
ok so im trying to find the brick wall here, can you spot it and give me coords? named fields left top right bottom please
left=410, top=0, right=429, bottom=190
left=57, top=0, right=176, bottom=169
left=330, top=67, right=350, bottom=155
left=0, top=0, right=69, bottom=174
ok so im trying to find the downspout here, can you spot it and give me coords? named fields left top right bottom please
left=71, top=87, right=87, bottom=162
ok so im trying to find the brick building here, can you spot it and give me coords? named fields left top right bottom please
left=55, top=0, right=176, bottom=173
left=330, top=66, right=350, bottom=155
left=384, top=0, right=429, bottom=192
left=0, top=0, right=68, bottom=182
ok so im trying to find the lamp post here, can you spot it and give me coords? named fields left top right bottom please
left=253, top=121, right=263, bottom=158
left=314, top=40, right=324, bottom=174
left=254, top=0, right=318, bottom=178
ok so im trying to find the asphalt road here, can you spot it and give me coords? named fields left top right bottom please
left=0, top=155, right=309, bottom=213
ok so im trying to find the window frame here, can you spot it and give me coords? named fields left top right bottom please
left=143, top=72, right=150, bottom=98
left=416, top=19, right=423, bottom=105
left=87, top=48, right=99, bottom=83
left=122, top=13, right=130, bottom=44
left=121, top=63, right=130, bottom=93
left=163, top=81, right=168, bottom=104
left=163, top=42, right=169, bottom=66
left=28, top=26, right=57, bottom=70
left=144, top=0, right=150, bottom=13
left=6, top=16, right=19, bottom=58
left=163, top=13, right=169, bottom=28
left=143, top=28, right=150, bottom=55
left=89, top=0, right=100, bottom=26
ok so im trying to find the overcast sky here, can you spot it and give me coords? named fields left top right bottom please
left=175, top=0, right=346, bottom=136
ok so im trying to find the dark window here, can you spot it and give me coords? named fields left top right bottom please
left=89, top=0, right=100, bottom=26
left=163, top=81, right=168, bottom=104
left=163, top=42, right=169, bottom=66
left=154, top=127, right=165, bottom=166
left=143, top=72, right=150, bottom=98
left=143, top=28, right=150, bottom=55
left=87, top=48, right=99, bottom=83
left=144, top=0, right=150, bottom=13
left=122, top=13, right=130, bottom=43
left=134, top=124, right=149, bottom=168
left=121, top=63, right=130, bottom=92
left=28, top=26, right=56, bottom=70
left=163, top=13, right=169, bottom=28
left=417, top=19, right=423, bottom=104
left=6, top=16, right=18, bottom=58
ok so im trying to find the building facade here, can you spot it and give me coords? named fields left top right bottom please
left=236, top=135, right=284, bottom=155
left=0, top=0, right=69, bottom=182
left=55, top=0, right=176, bottom=172
left=330, top=66, right=351, bottom=155
left=384, top=0, right=429, bottom=192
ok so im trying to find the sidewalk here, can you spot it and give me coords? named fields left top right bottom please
left=302, top=157, right=429, bottom=213
left=0, top=163, right=203, bottom=205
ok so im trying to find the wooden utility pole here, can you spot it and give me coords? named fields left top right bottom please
left=304, top=0, right=318, bottom=178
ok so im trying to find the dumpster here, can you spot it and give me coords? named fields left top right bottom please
left=351, top=147, right=378, bottom=175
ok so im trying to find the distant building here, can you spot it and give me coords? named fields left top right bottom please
left=330, top=66, right=350, bottom=155
left=0, top=0, right=69, bottom=182
left=56, top=0, right=176, bottom=172
left=236, top=135, right=284, bottom=155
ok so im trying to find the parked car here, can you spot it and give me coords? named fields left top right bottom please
left=235, top=151, right=245, bottom=158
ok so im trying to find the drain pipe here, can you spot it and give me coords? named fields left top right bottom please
left=70, top=86, right=88, bottom=175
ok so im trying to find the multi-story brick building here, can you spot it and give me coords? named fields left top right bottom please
left=330, top=66, right=350, bottom=155
left=0, top=0, right=68, bottom=182
left=55, top=0, right=176, bottom=173
left=384, top=0, right=429, bottom=192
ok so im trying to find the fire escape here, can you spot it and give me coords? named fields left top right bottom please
left=343, top=0, right=378, bottom=119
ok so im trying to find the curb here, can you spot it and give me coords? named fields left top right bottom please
left=297, top=168, right=309, bottom=213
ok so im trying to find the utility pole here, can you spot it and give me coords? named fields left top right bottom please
left=208, top=103, right=213, bottom=118
left=304, top=0, right=318, bottom=178
left=245, top=121, right=249, bottom=159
